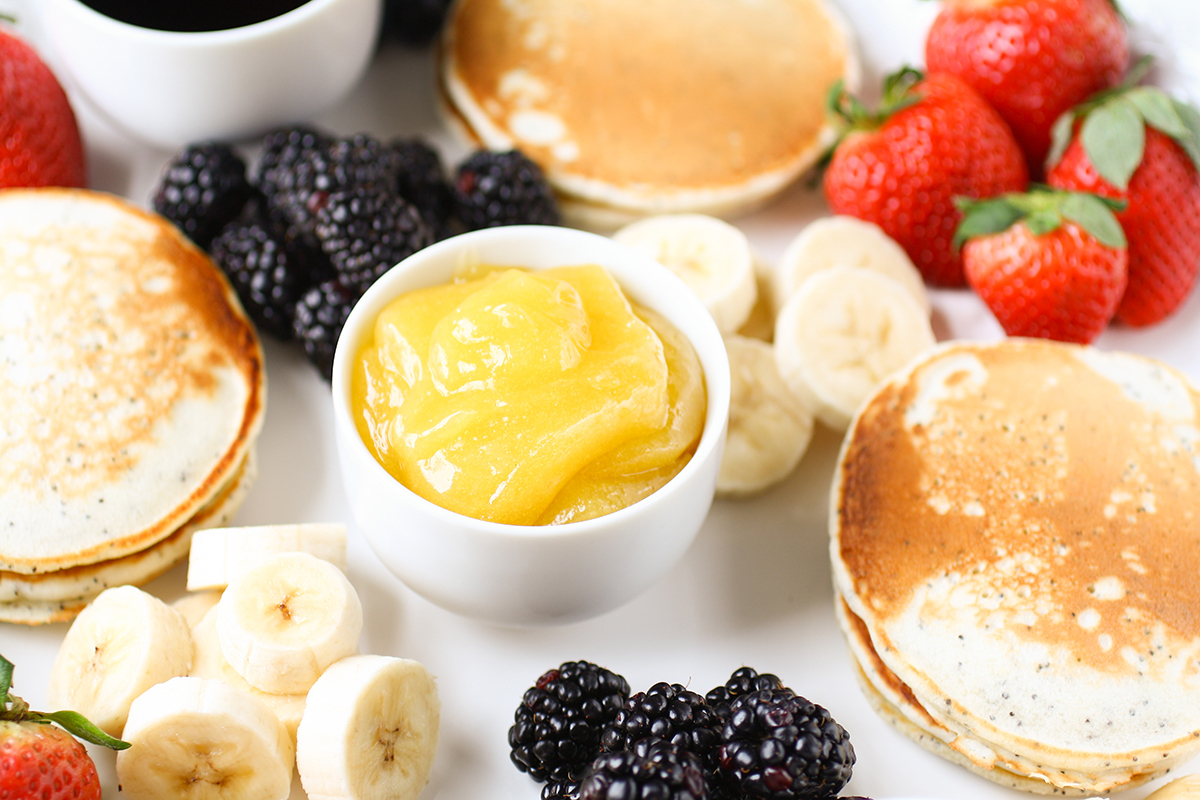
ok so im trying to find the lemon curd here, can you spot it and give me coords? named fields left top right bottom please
left=351, top=264, right=706, bottom=525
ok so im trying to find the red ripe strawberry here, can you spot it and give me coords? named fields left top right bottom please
left=925, top=0, right=1128, bottom=178
left=0, top=27, right=86, bottom=188
left=823, top=68, right=1028, bottom=286
left=1046, top=82, right=1200, bottom=327
left=957, top=188, right=1128, bottom=343
left=0, top=654, right=127, bottom=800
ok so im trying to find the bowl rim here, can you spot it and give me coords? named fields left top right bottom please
left=331, top=224, right=731, bottom=540
left=42, top=0, right=346, bottom=43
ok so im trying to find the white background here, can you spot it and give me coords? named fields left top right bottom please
left=3, top=0, right=1200, bottom=798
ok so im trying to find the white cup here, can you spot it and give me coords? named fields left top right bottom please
left=38, top=0, right=381, bottom=149
left=332, top=225, right=731, bottom=627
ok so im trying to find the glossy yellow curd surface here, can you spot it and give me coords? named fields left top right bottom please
left=352, top=265, right=706, bottom=525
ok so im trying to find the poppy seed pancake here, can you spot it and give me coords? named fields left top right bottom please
left=831, top=339, right=1200, bottom=793
left=0, top=189, right=264, bottom=579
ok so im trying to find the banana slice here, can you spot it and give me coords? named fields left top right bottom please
left=172, top=590, right=224, bottom=628
left=775, top=216, right=930, bottom=316
left=116, top=676, right=294, bottom=800
left=718, top=335, right=815, bottom=496
left=217, top=551, right=363, bottom=695
left=187, top=523, right=349, bottom=591
left=191, top=605, right=308, bottom=747
left=296, top=655, right=440, bottom=800
left=46, top=584, right=193, bottom=737
left=1146, top=775, right=1200, bottom=800
left=612, top=213, right=757, bottom=333
left=735, top=252, right=778, bottom=342
left=774, top=266, right=936, bottom=431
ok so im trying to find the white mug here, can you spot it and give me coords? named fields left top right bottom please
left=38, top=0, right=381, bottom=149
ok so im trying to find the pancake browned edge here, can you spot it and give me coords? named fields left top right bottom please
left=0, top=189, right=265, bottom=582
left=440, top=0, right=859, bottom=228
left=830, top=339, right=1200, bottom=794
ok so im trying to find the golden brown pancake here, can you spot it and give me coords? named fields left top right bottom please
left=831, top=339, right=1200, bottom=792
left=0, top=189, right=264, bottom=578
left=441, top=0, right=858, bottom=224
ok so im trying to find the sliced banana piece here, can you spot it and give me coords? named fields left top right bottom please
left=172, top=590, right=224, bottom=628
left=117, top=676, right=294, bottom=800
left=1146, top=775, right=1200, bottom=800
left=612, top=213, right=757, bottom=333
left=217, top=551, right=363, bottom=695
left=774, top=266, right=936, bottom=431
left=191, top=605, right=307, bottom=747
left=775, top=215, right=930, bottom=315
left=187, top=523, right=348, bottom=591
left=736, top=252, right=778, bottom=342
left=718, top=335, right=815, bottom=496
left=296, top=655, right=440, bottom=800
left=46, top=584, right=193, bottom=737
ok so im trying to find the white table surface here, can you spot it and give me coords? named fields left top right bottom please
left=3, top=0, right=1199, bottom=797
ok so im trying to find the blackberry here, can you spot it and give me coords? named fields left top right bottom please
left=541, top=762, right=590, bottom=800
left=292, top=279, right=357, bottom=381
left=152, top=142, right=254, bottom=249
left=580, top=740, right=708, bottom=800
left=600, top=683, right=722, bottom=766
left=452, top=149, right=560, bottom=230
left=210, top=217, right=316, bottom=341
left=716, top=689, right=854, bottom=800
left=705, top=668, right=786, bottom=720
left=314, top=186, right=434, bottom=295
left=265, top=132, right=399, bottom=249
left=254, top=124, right=332, bottom=198
left=391, top=138, right=454, bottom=239
left=509, top=661, right=631, bottom=784
left=381, top=0, right=453, bottom=46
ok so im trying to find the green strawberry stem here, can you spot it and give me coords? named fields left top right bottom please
left=816, top=66, right=925, bottom=178
left=1046, top=56, right=1200, bottom=185
left=826, top=66, right=923, bottom=133
left=954, top=186, right=1127, bottom=249
left=0, top=653, right=130, bottom=750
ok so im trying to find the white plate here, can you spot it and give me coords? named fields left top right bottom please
left=3, top=0, right=1199, bottom=797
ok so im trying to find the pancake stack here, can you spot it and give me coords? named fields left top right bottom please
left=440, top=0, right=858, bottom=229
left=831, top=339, right=1200, bottom=794
left=0, top=189, right=265, bottom=624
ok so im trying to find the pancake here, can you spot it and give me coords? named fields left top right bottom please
left=0, top=189, right=265, bottom=575
left=835, top=593, right=1162, bottom=794
left=0, top=448, right=255, bottom=618
left=831, top=339, right=1200, bottom=792
left=0, top=448, right=255, bottom=625
left=440, top=0, right=858, bottom=225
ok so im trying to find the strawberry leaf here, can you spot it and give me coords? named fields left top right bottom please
left=1125, top=86, right=1188, bottom=139
left=1046, top=110, right=1078, bottom=172
left=882, top=67, right=923, bottom=108
left=953, top=197, right=1024, bottom=249
left=1170, top=98, right=1200, bottom=173
left=39, top=710, right=131, bottom=751
left=1080, top=96, right=1145, bottom=190
left=0, top=654, right=12, bottom=704
left=1061, top=193, right=1127, bottom=248
left=1024, top=208, right=1063, bottom=237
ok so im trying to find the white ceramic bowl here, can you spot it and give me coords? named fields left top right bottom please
left=332, top=225, right=731, bottom=627
left=38, top=0, right=380, bottom=149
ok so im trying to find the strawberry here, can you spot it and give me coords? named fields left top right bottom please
left=1046, top=77, right=1200, bottom=327
left=822, top=68, right=1028, bottom=287
left=956, top=187, right=1128, bottom=343
left=924, top=0, right=1128, bottom=178
left=0, top=654, right=127, bottom=800
left=0, top=27, right=86, bottom=188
